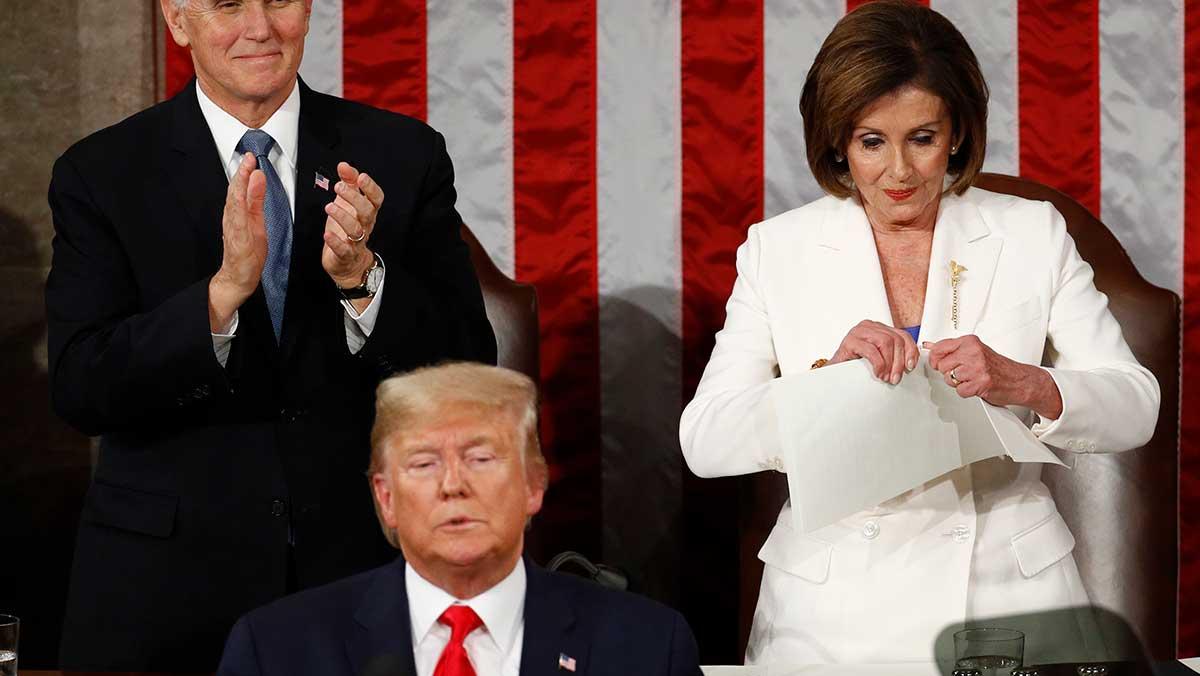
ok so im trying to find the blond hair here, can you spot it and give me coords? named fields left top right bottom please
left=368, top=363, right=547, bottom=546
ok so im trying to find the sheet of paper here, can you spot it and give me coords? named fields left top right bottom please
left=772, top=354, right=1064, bottom=534
left=983, top=404, right=1066, bottom=465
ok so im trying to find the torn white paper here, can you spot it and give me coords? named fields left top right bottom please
left=772, top=354, right=1065, bottom=533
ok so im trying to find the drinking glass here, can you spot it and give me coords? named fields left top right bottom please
left=954, top=627, right=1024, bottom=676
left=0, top=615, right=17, bottom=676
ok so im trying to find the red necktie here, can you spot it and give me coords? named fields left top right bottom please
left=433, top=605, right=483, bottom=676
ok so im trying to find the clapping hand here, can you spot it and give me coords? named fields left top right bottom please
left=322, top=161, right=385, bottom=290
left=209, top=152, right=268, bottom=332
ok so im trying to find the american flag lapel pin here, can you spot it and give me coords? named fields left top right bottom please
left=558, top=653, right=577, bottom=672
left=314, top=168, right=331, bottom=191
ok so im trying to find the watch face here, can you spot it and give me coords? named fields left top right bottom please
left=364, top=261, right=385, bottom=293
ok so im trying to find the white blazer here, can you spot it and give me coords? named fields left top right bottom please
left=679, top=188, right=1160, bottom=666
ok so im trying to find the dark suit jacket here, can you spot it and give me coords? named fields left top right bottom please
left=216, top=558, right=702, bottom=676
left=45, top=79, right=496, bottom=671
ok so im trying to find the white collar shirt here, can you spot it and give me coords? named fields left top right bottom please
left=194, top=81, right=385, bottom=354
left=406, top=561, right=525, bottom=676
left=196, top=80, right=300, bottom=219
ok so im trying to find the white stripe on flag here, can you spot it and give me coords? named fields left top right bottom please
left=934, top=0, right=1018, bottom=176
left=763, top=0, right=843, bottom=219
left=299, top=0, right=342, bottom=97
left=597, top=0, right=683, bottom=601
left=1100, top=0, right=1183, bottom=294
left=427, top=0, right=515, bottom=276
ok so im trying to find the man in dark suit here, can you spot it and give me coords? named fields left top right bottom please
left=217, top=363, right=702, bottom=676
left=45, top=0, right=495, bottom=670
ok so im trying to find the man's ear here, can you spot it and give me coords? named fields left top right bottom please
left=525, top=484, right=545, bottom=518
left=371, top=473, right=398, bottom=530
left=161, top=0, right=191, bottom=49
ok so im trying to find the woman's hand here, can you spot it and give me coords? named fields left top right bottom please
left=924, top=336, right=1064, bottom=419
left=829, top=320, right=919, bottom=384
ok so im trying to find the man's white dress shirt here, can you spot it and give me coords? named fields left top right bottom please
left=195, top=82, right=386, bottom=365
left=406, top=561, right=525, bottom=676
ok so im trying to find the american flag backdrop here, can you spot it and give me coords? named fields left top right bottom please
left=161, top=0, right=1198, bottom=659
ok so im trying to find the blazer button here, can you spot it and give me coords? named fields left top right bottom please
left=950, top=524, right=971, bottom=543
left=271, top=499, right=287, bottom=517
left=861, top=520, right=880, bottom=540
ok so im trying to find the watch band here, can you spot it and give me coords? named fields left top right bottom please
left=338, top=254, right=381, bottom=300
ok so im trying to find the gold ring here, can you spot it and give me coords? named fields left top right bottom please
left=949, top=369, right=959, bottom=385
left=348, top=229, right=366, bottom=243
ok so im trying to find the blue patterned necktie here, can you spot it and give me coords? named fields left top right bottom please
left=236, top=129, right=292, bottom=341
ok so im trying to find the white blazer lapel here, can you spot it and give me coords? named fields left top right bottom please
left=919, top=191, right=1004, bottom=342
left=814, top=198, right=893, bottom=331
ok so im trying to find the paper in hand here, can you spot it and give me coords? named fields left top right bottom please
left=772, top=353, right=1064, bottom=534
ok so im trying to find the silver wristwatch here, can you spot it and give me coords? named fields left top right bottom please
left=338, top=253, right=383, bottom=300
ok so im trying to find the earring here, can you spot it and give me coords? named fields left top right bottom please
left=950, top=145, right=959, bottom=155
left=833, top=151, right=845, bottom=163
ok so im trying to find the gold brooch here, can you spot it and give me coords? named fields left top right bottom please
left=950, top=260, right=967, bottom=330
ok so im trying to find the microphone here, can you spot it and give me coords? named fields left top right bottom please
left=359, top=653, right=410, bottom=676
left=546, top=550, right=629, bottom=591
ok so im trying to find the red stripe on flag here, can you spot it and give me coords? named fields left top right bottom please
left=512, top=0, right=601, bottom=561
left=164, top=30, right=193, bottom=100
left=342, top=0, right=426, bottom=119
left=846, top=0, right=928, bottom=12
left=1017, top=0, right=1100, bottom=215
left=1181, top=0, right=1200, bottom=657
left=680, top=5, right=763, bottom=402
left=680, top=0, right=763, bottom=660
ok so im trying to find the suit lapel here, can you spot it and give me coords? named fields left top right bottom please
left=345, top=559, right=418, bottom=676
left=166, top=80, right=228, bottom=278
left=813, top=198, right=894, bottom=332
left=918, top=191, right=1003, bottom=342
left=168, top=80, right=279, bottom=360
left=280, top=79, right=341, bottom=362
left=520, top=562, right=591, bottom=676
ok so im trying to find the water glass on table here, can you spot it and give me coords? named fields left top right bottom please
left=954, top=627, right=1024, bottom=676
left=0, top=615, right=16, bottom=676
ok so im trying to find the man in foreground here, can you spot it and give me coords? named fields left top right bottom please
left=217, top=363, right=702, bottom=676
left=46, top=0, right=494, bottom=668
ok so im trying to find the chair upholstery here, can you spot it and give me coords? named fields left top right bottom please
left=736, top=174, right=1180, bottom=660
left=460, top=224, right=539, bottom=382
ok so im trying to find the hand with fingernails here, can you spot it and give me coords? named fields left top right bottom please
left=322, top=161, right=385, bottom=296
left=923, top=335, right=1063, bottom=420
left=830, top=320, right=1064, bottom=421
left=208, top=152, right=268, bottom=333
left=829, top=320, right=920, bottom=385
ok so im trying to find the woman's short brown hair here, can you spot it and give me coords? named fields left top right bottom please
left=800, top=0, right=989, bottom=198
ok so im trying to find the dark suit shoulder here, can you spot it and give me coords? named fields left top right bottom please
left=531, top=569, right=700, bottom=675
left=303, top=86, right=440, bottom=144
left=540, top=568, right=688, bottom=628
left=243, top=560, right=385, bottom=631
left=58, top=96, right=173, bottom=169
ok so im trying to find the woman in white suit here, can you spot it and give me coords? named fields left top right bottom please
left=679, top=0, right=1160, bottom=667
